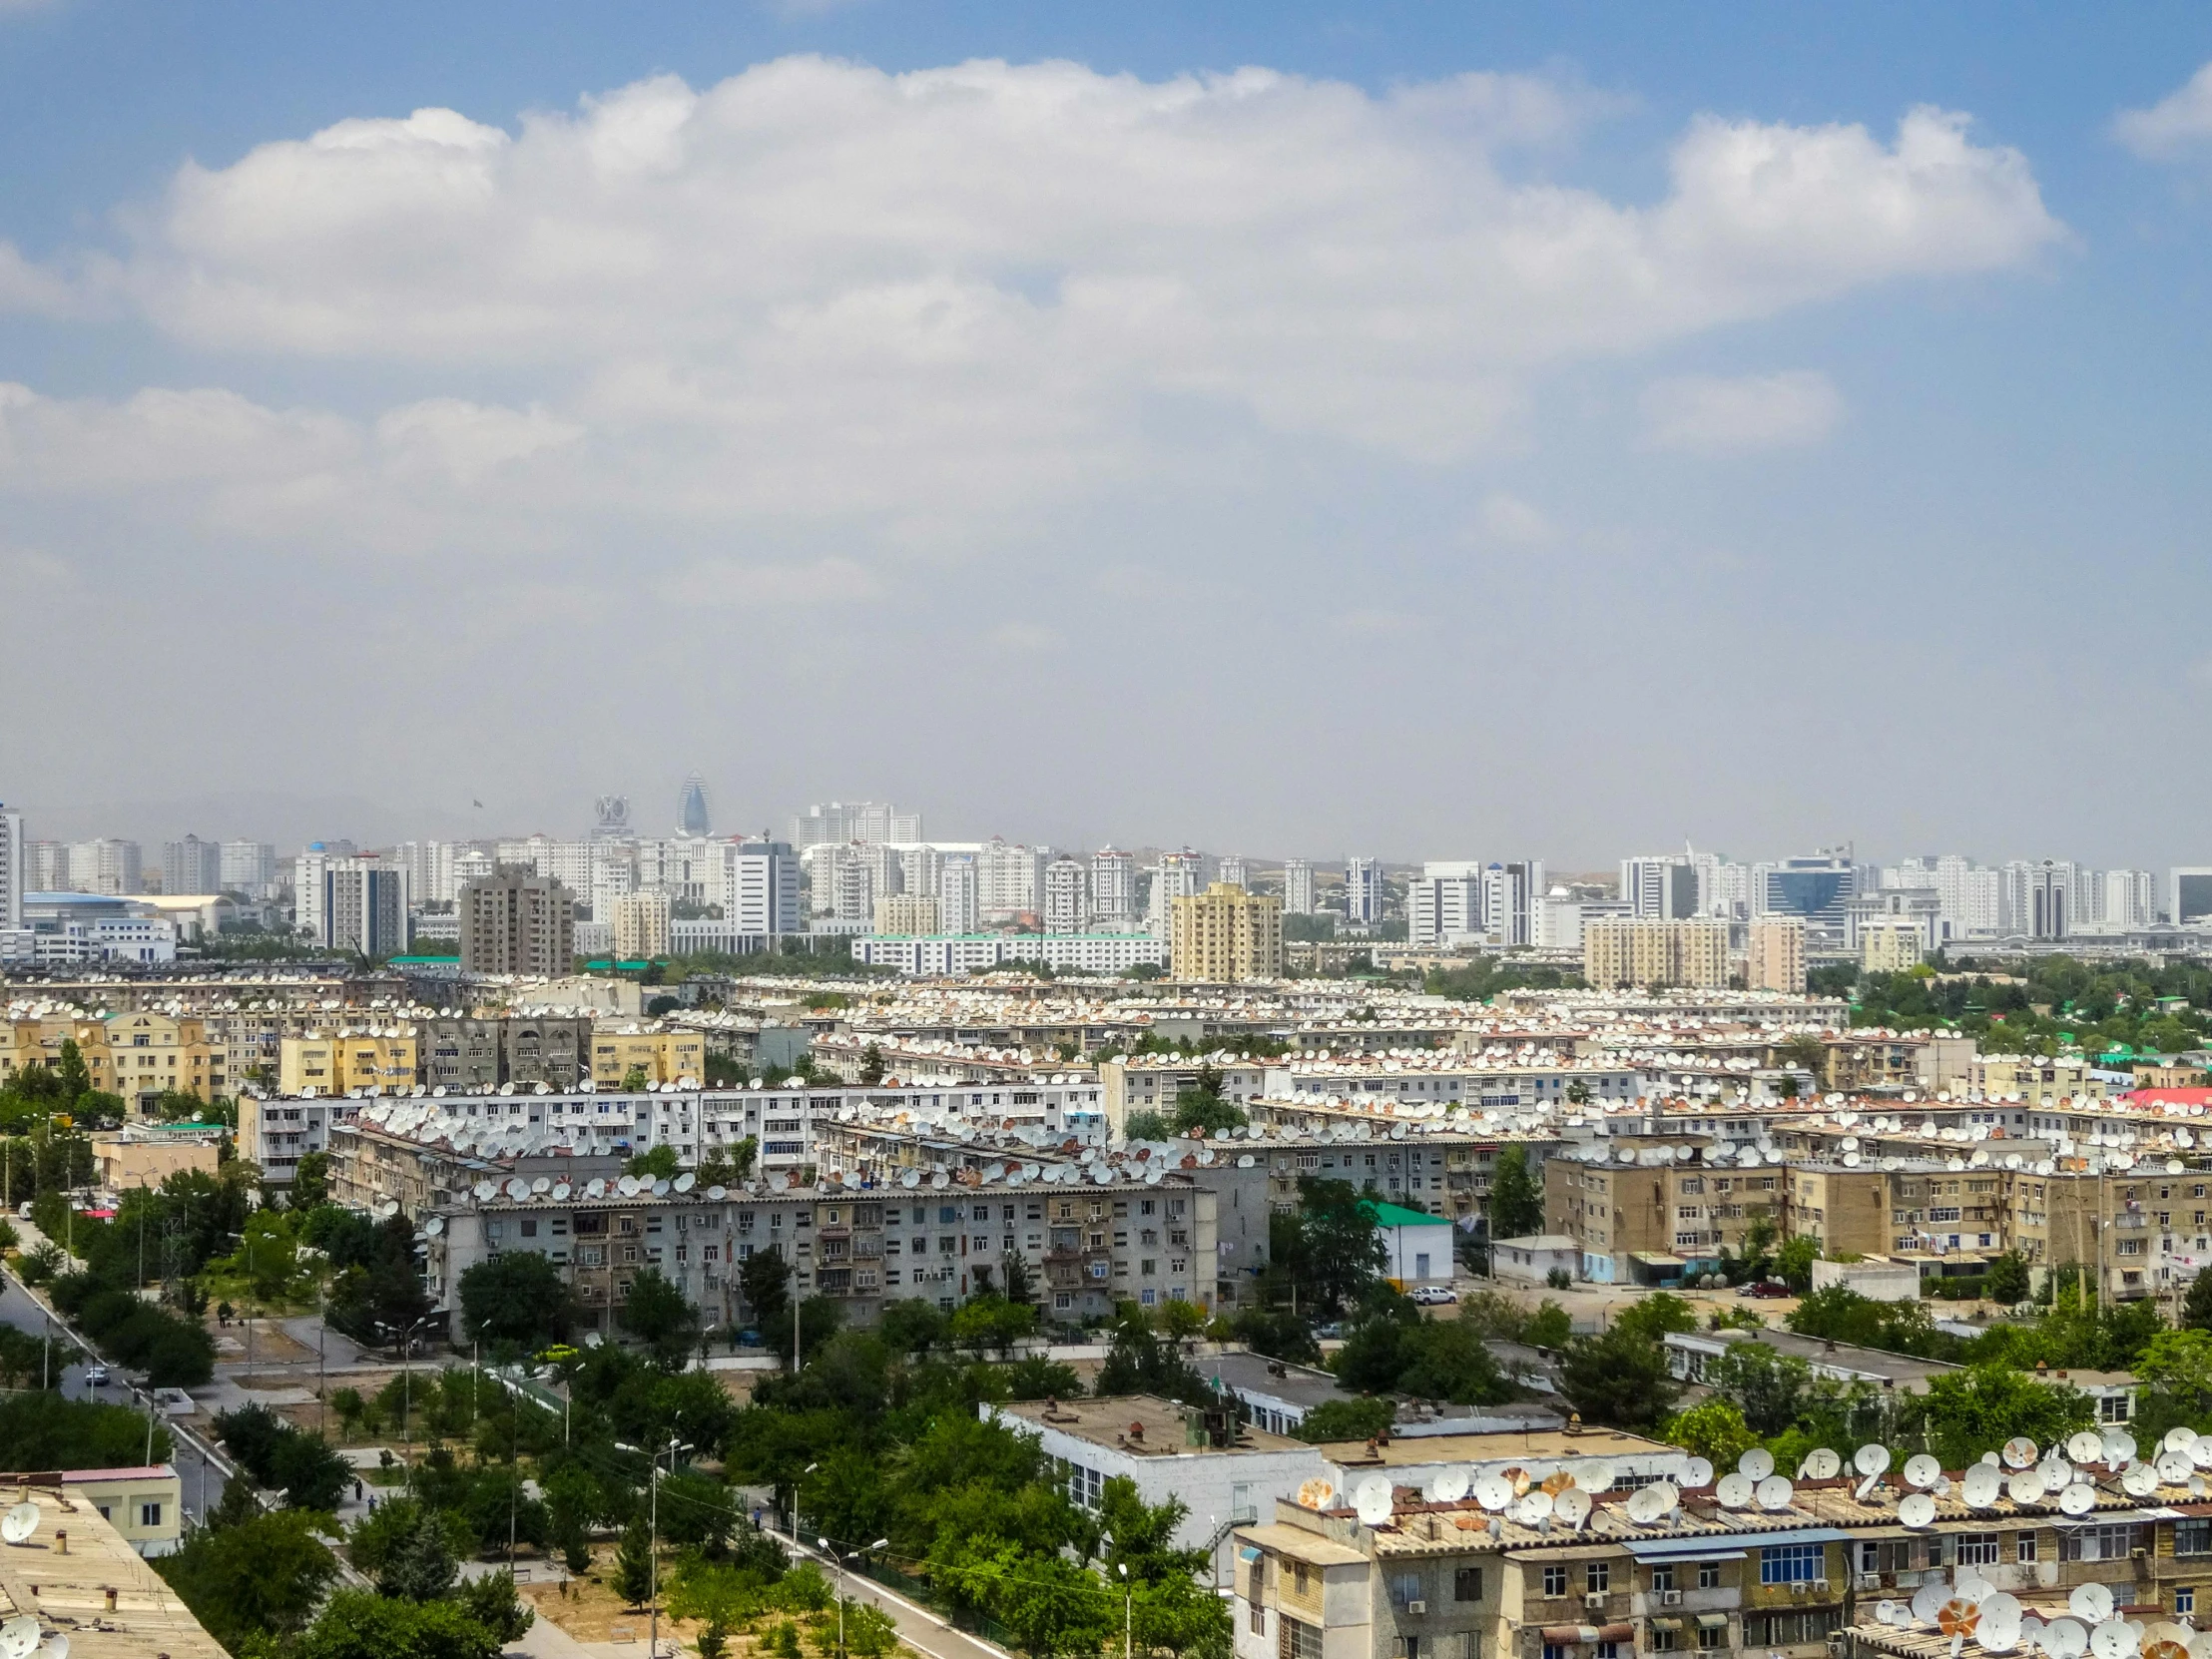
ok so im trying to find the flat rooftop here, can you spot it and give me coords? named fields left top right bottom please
left=1670, top=1327, right=1958, bottom=1387
left=997, top=1393, right=1307, bottom=1454
left=1319, top=1426, right=1674, bottom=1467
left=0, top=1483, right=226, bottom=1659
left=1206, top=1352, right=1358, bottom=1411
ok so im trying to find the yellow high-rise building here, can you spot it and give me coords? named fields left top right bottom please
left=1747, top=917, right=1807, bottom=992
left=1583, top=917, right=1731, bottom=990
left=1170, top=881, right=1285, bottom=983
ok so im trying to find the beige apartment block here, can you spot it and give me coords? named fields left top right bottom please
left=278, top=1030, right=419, bottom=1096
left=97, top=1011, right=223, bottom=1110
left=1582, top=918, right=1731, bottom=990
left=1860, top=917, right=1926, bottom=972
left=874, top=893, right=941, bottom=936
left=460, top=867, right=577, bottom=975
left=1546, top=1147, right=1785, bottom=1284
left=1970, top=1054, right=2107, bottom=1101
left=611, top=888, right=672, bottom=960
left=590, top=1022, right=707, bottom=1086
left=1171, top=881, right=1286, bottom=982
left=1747, top=917, right=1807, bottom=992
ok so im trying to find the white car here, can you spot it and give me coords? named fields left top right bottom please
left=83, top=1365, right=110, bottom=1386
left=1409, top=1285, right=1458, bottom=1306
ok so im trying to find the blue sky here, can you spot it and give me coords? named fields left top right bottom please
left=5, top=3, right=2212, bottom=865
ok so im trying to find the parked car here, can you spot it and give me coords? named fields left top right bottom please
left=1410, top=1285, right=1458, bottom=1305
left=1737, top=1280, right=1793, bottom=1299
left=83, top=1365, right=110, bottom=1386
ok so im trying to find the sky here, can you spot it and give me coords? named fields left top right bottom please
left=6, top=3, right=2212, bottom=866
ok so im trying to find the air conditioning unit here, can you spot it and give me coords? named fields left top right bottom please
left=1662, top=1591, right=1684, bottom=1607
left=1584, top=1595, right=1608, bottom=1611
left=1408, top=1603, right=1428, bottom=1617
left=1791, top=1583, right=1809, bottom=1597
left=1814, top=1580, right=1831, bottom=1594
left=1857, top=1575, right=1881, bottom=1591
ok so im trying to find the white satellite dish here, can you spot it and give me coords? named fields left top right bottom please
left=2072, top=1586, right=2116, bottom=1625
left=1574, top=1459, right=1616, bottom=1493
left=1802, top=1447, right=1842, bottom=1480
left=652, top=1178, right=671, bottom=1197
left=1913, top=1583, right=1950, bottom=1626
left=2007, top=1469, right=2048, bottom=1505
left=2160, top=1451, right=2194, bottom=1484
left=1625, top=1484, right=1674, bottom=1525
left=618, top=1175, right=640, bottom=1196
left=2102, top=1429, right=2138, bottom=1465
left=2094, top=1622, right=2141, bottom=1659
left=2166, top=1427, right=2201, bottom=1454
left=1354, top=1477, right=1393, bottom=1526
left=707, top=1184, right=728, bottom=1200
left=1877, top=1601, right=1905, bottom=1628
left=2059, top=1482, right=2098, bottom=1516
left=583, top=1330, right=603, bottom=1349
left=2068, top=1430, right=2107, bottom=1463
left=1982, top=1599, right=2025, bottom=1654
left=531, top=1176, right=551, bottom=1195
left=1716, top=1472, right=1755, bottom=1509
left=2122, top=1463, right=2160, bottom=1497
left=674, top=1172, right=696, bottom=1194
left=424, top=1216, right=445, bottom=1237
left=1963, top=1464, right=2003, bottom=1508
left=1755, top=1475, right=1794, bottom=1511
left=1554, top=1488, right=1591, bottom=1529
left=2002, top=1435, right=2039, bottom=1469
left=1740, top=1447, right=1776, bottom=1480
left=2042, top=1454, right=2074, bottom=1487
left=0, top=1505, right=38, bottom=1544
left=1475, top=1474, right=1514, bottom=1512
left=1905, top=1453, right=1942, bottom=1488
left=0, top=1623, right=35, bottom=1659
left=1512, top=1491, right=1555, bottom=1525
left=1898, top=1492, right=1937, bottom=1529
left=2193, top=1438, right=2212, bottom=1470
left=1429, top=1468, right=1470, bottom=1504
left=1682, top=1456, right=1715, bottom=1488
left=37, top=1636, right=66, bottom=1659
left=553, top=1182, right=572, bottom=1200
left=2046, top=1621, right=2092, bottom=1659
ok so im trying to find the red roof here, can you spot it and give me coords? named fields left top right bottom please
left=2125, top=1087, right=2212, bottom=1106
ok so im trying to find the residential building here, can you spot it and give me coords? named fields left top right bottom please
left=67, top=836, right=143, bottom=895
left=611, top=888, right=672, bottom=960
left=874, top=893, right=940, bottom=936
left=1218, top=854, right=1248, bottom=887
left=1149, top=849, right=1204, bottom=939
left=416, top=1014, right=594, bottom=1091
left=1090, top=846, right=1136, bottom=927
left=1044, top=857, right=1088, bottom=934
left=1582, top=917, right=1731, bottom=991
left=92, top=1123, right=224, bottom=1191
left=790, top=801, right=922, bottom=846
left=1282, top=858, right=1315, bottom=915
left=161, top=834, right=222, bottom=895
left=1171, top=882, right=1287, bottom=983
left=1344, top=857, right=1383, bottom=924
left=591, top=1023, right=708, bottom=1087
left=1621, top=853, right=1700, bottom=919
left=2174, top=867, right=2212, bottom=925
left=459, top=868, right=577, bottom=975
left=2104, top=868, right=2157, bottom=930
left=316, top=856, right=407, bottom=956
left=854, top=932, right=1167, bottom=975
left=1481, top=859, right=1543, bottom=946
left=1546, top=1140, right=1789, bottom=1284
left=220, top=838, right=277, bottom=898
left=1747, top=917, right=1807, bottom=992
left=98, top=1010, right=224, bottom=1110
left=1409, top=861, right=1483, bottom=947
left=0, top=801, right=21, bottom=931
left=937, top=853, right=980, bottom=935
left=1860, top=917, right=1925, bottom=972
left=721, top=838, right=802, bottom=934
left=278, top=1029, right=419, bottom=1097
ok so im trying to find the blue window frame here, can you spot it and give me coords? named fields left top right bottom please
left=1762, top=1544, right=1823, bottom=1585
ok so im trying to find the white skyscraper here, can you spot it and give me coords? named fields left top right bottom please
left=1044, top=858, right=1088, bottom=935
left=1217, top=854, right=1247, bottom=888
left=1409, top=861, right=1483, bottom=947
left=979, top=839, right=1050, bottom=917
left=1344, top=857, right=1383, bottom=925
left=1481, top=860, right=1545, bottom=947
left=1620, top=855, right=1699, bottom=920
left=0, top=803, right=23, bottom=931
left=163, top=834, right=223, bottom=896
left=67, top=838, right=142, bottom=895
left=1149, top=850, right=1204, bottom=938
left=1090, top=847, right=1136, bottom=928
left=2104, top=868, right=2156, bottom=930
left=790, top=802, right=923, bottom=847
left=723, top=840, right=802, bottom=934
left=938, top=854, right=979, bottom=935
left=1282, top=859, right=1315, bottom=915
left=221, top=839, right=278, bottom=900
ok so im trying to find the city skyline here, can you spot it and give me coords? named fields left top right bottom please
left=5, top=8, right=2212, bottom=860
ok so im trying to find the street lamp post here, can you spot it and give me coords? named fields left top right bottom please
left=793, top=1461, right=818, bottom=1547
left=821, top=1537, right=889, bottom=1659
left=374, top=1314, right=434, bottom=1443
left=646, top=1435, right=691, bottom=1659
left=1119, top=1561, right=1132, bottom=1659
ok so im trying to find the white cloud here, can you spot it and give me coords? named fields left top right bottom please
left=1638, top=370, right=1845, bottom=455
left=2114, top=63, right=2212, bottom=160
left=654, top=556, right=884, bottom=608
left=1478, top=492, right=1557, bottom=545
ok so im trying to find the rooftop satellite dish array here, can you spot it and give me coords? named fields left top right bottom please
left=1873, top=1569, right=2209, bottom=1659
left=1321, top=1458, right=1624, bottom=1534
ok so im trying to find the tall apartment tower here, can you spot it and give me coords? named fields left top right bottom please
left=460, top=868, right=577, bottom=975
left=1044, top=858, right=1088, bottom=935
left=0, top=803, right=23, bottom=931
left=613, top=889, right=673, bottom=960
left=1747, top=917, right=1807, bottom=993
left=1409, top=862, right=1483, bottom=947
left=1481, top=860, right=1544, bottom=947
left=1217, top=854, right=1248, bottom=887
left=221, top=840, right=277, bottom=899
left=319, top=857, right=408, bottom=956
left=1621, top=855, right=1699, bottom=920
left=163, top=834, right=224, bottom=896
left=1282, top=858, right=1315, bottom=915
left=1090, top=847, right=1136, bottom=928
left=938, top=853, right=980, bottom=935
left=1149, top=849, right=1204, bottom=939
left=1170, top=882, right=1286, bottom=983
left=1344, top=857, right=1383, bottom=925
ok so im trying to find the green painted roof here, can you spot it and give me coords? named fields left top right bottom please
left=1361, top=1199, right=1445, bottom=1231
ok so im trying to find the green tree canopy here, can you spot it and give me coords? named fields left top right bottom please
left=619, top=1267, right=700, bottom=1366
left=457, top=1251, right=577, bottom=1351
left=297, top=1590, right=500, bottom=1659
left=1267, top=1178, right=1386, bottom=1318
left=1901, top=1364, right=2094, bottom=1470
left=1556, top=1325, right=1680, bottom=1430
left=1485, top=1147, right=1544, bottom=1242
left=156, top=1508, right=340, bottom=1651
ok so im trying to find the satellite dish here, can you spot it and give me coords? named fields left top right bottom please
left=2007, top=1469, right=2048, bottom=1505
left=2002, top=1435, right=2039, bottom=1469
left=1913, top=1583, right=1951, bottom=1627
left=1982, top=1596, right=2025, bottom=1655
left=1574, top=1460, right=1616, bottom=1493
left=652, top=1178, right=671, bottom=1197
left=2095, top=1623, right=2143, bottom=1659
left=1682, top=1456, right=1715, bottom=1488
left=424, top=1216, right=445, bottom=1237
left=0, top=1505, right=38, bottom=1544
left=583, top=1330, right=603, bottom=1349
left=1474, top=1474, right=1514, bottom=1512
left=0, top=1624, right=36, bottom=1659
left=1429, top=1468, right=1469, bottom=1504
left=2165, top=1427, right=2201, bottom=1454
left=2042, top=1453, right=2075, bottom=1487
left=674, top=1172, right=696, bottom=1193
left=1963, top=1464, right=2003, bottom=1508
left=2068, top=1430, right=2106, bottom=1463
left=2161, top=1451, right=2195, bottom=1485
left=1296, top=1478, right=1336, bottom=1510
left=1354, top=1476, right=1393, bottom=1526
left=2102, top=1429, right=2138, bottom=1465
left=618, top=1175, right=640, bottom=1197
left=553, top=1182, right=572, bottom=1200
left=1716, top=1472, right=1755, bottom=1509
left=1855, top=1443, right=1892, bottom=1481
left=1898, top=1492, right=1937, bottom=1528
left=2193, top=1438, right=2212, bottom=1470
left=1512, top=1491, right=1555, bottom=1525
left=1625, top=1484, right=1672, bottom=1525
left=531, top=1176, right=551, bottom=1195
left=2142, top=1628, right=2193, bottom=1659
left=1755, top=1475, right=1794, bottom=1511
left=2072, top=1586, right=2116, bottom=1625
left=2059, top=1482, right=2098, bottom=1516
left=1802, top=1448, right=1842, bottom=1480
left=2123, top=1463, right=2160, bottom=1497
left=2046, top=1622, right=2092, bottom=1659
left=1905, top=1454, right=1942, bottom=1488
left=37, top=1637, right=66, bottom=1659
left=1877, top=1601, right=1905, bottom=1627
left=1554, top=1488, right=1591, bottom=1529
left=1740, top=1447, right=1776, bottom=1480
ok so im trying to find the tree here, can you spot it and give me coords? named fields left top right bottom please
left=1664, top=1399, right=1760, bottom=1468
left=739, top=1244, right=793, bottom=1326
left=1485, top=1147, right=1544, bottom=1241
left=1291, top=1397, right=1396, bottom=1443
left=1557, top=1326, right=1680, bottom=1429
left=949, top=1293, right=1037, bottom=1356
left=1152, top=1298, right=1208, bottom=1342
left=1703, top=1344, right=1812, bottom=1435
left=457, top=1569, right=536, bottom=1642
left=2187, top=1271, right=2212, bottom=1336
left=858, top=1043, right=886, bottom=1085
left=1123, top=1111, right=1173, bottom=1142
left=458, top=1252, right=577, bottom=1351
left=289, top=1151, right=331, bottom=1209
left=625, top=1144, right=681, bottom=1180
left=1903, top=1363, right=2094, bottom=1470
left=620, top=1267, right=700, bottom=1366
left=1268, top=1178, right=1386, bottom=1318
left=615, top=1515, right=656, bottom=1607
left=297, top=1591, right=500, bottom=1659
left=1775, top=1235, right=1820, bottom=1294
left=1171, top=1085, right=1247, bottom=1137
left=1230, top=1306, right=1321, bottom=1366
left=1000, top=1249, right=1037, bottom=1308
left=1614, top=1293, right=1699, bottom=1345
left=375, top=1503, right=461, bottom=1602
left=156, top=1509, right=339, bottom=1650
left=1985, top=1251, right=2032, bottom=1307
left=2135, top=1329, right=2212, bottom=1418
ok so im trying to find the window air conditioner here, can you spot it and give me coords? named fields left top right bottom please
left=1814, top=1580, right=1831, bottom=1593
left=1408, top=1602, right=1427, bottom=1617
left=1662, top=1591, right=1684, bottom=1606
left=1584, top=1595, right=1608, bottom=1611
left=1858, top=1574, right=1882, bottom=1591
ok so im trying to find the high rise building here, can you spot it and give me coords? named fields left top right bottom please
left=938, top=853, right=980, bottom=935
left=221, top=839, right=278, bottom=899
left=66, top=838, right=142, bottom=895
left=612, top=889, right=672, bottom=960
left=1170, top=882, right=1286, bottom=982
left=979, top=839, right=1049, bottom=917
left=460, top=869, right=577, bottom=976
left=1217, top=854, right=1247, bottom=888
left=1621, top=855, right=1700, bottom=920
left=1282, top=858, right=1315, bottom=916
left=678, top=772, right=712, bottom=836
left=1583, top=918, right=1730, bottom=990
left=722, top=840, right=802, bottom=935
left=789, top=802, right=922, bottom=846
left=1343, top=857, right=1383, bottom=925
left=0, top=803, right=22, bottom=931
left=1149, top=849, right=1204, bottom=939
left=318, top=857, right=408, bottom=956
left=1481, top=860, right=1544, bottom=947
left=163, top=834, right=223, bottom=896
left=1408, top=861, right=1483, bottom=947
left=1757, top=853, right=1858, bottom=945
left=2173, top=867, right=2212, bottom=926
left=1747, top=917, right=1806, bottom=993
left=1090, top=847, right=1136, bottom=928
left=28, top=840, right=66, bottom=890
left=875, top=893, right=940, bottom=936
left=1044, top=858, right=1088, bottom=935
left=2105, top=869, right=2157, bottom=930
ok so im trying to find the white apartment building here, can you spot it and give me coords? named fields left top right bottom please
left=220, top=839, right=278, bottom=899
left=1218, top=855, right=1248, bottom=887
left=0, top=803, right=23, bottom=931
left=1281, top=859, right=1314, bottom=915
left=1090, top=847, right=1135, bottom=927
left=938, top=854, right=980, bottom=935
left=1408, top=862, right=1482, bottom=947
left=1620, top=854, right=1699, bottom=919
left=1149, top=850, right=1204, bottom=938
left=855, top=932, right=1167, bottom=976
left=1044, top=858, right=1088, bottom=934
left=1344, top=857, right=1383, bottom=924
left=317, top=857, right=409, bottom=956
left=162, top=835, right=222, bottom=896
left=979, top=839, right=1050, bottom=917
left=1481, top=860, right=1543, bottom=947
left=790, top=802, right=923, bottom=846
left=67, top=838, right=143, bottom=895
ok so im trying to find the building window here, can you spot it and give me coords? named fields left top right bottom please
left=1389, top=1572, right=1424, bottom=1610
left=2180, top=1589, right=2198, bottom=1617
left=2016, top=1531, right=2038, bottom=1562
left=1650, top=1564, right=1675, bottom=1593
left=1454, top=1567, right=1482, bottom=1603
left=1698, top=1563, right=1721, bottom=1590
left=140, top=1500, right=163, bottom=1527
left=1587, top=1562, right=1610, bottom=1594
left=1649, top=1631, right=1678, bottom=1653
left=1956, top=1533, right=1999, bottom=1566
left=1761, top=1545, right=1822, bottom=1585
left=2100, top=1394, right=2133, bottom=1422
left=1543, top=1566, right=1568, bottom=1597
left=1280, top=1616, right=1323, bottom=1659
left=2175, top=1521, right=2210, bottom=1558
left=1696, top=1623, right=1726, bottom=1651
